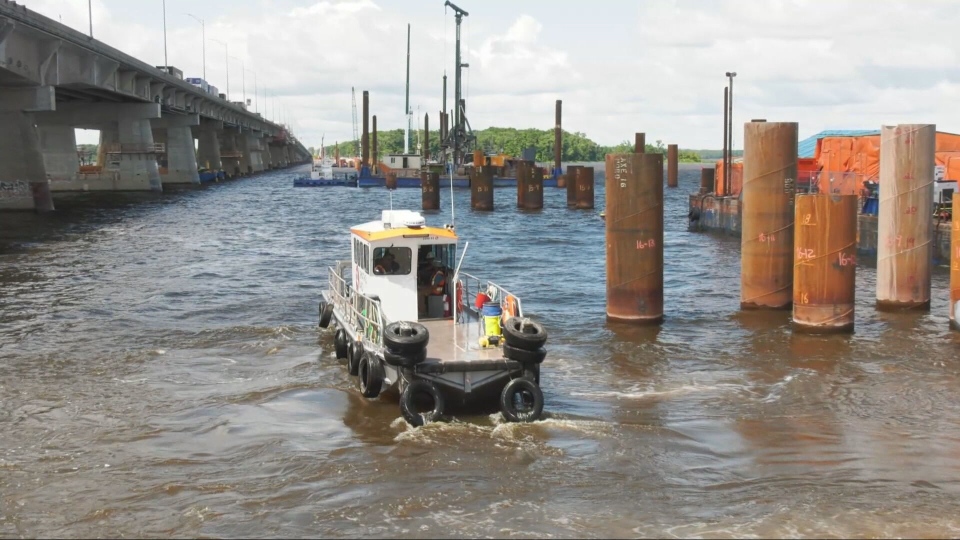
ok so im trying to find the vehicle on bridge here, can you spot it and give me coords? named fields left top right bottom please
left=317, top=209, right=548, bottom=426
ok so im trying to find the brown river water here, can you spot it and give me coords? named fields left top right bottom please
left=2, top=163, right=959, bottom=538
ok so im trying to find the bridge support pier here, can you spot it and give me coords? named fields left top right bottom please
left=0, top=87, right=55, bottom=211
left=152, top=114, right=200, bottom=185
left=196, top=120, right=222, bottom=171
left=237, top=131, right=253, bottom=175
left=38, top=125, right=79, bottom=183
left=219, top=128, right=242, bottom=178
left=36, top=102, right=162, bottom=192
left=113, top=106, right=163, bottom=191
left=244, top=133, right=265, bottom=173
left=269, top=145, right=285, bottom=168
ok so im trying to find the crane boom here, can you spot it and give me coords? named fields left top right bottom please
left=441, top=0, right=473, bottom=169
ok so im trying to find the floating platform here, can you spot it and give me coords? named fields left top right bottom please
left=688, top=192, right=954, bottom=265
left=293, top=169, right=563, bottom=189
left=358, top=175, right=560, bottom=189
left=293, top=177, right=356, bottom=187
left=199, top=170, right=226, bottom=183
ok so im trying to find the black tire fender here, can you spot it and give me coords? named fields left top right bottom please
left=358, top=352, right=384, bottom=398
left=383, top=321, right=430, bottom=355
left=502, top=343, right=547, bottom=364
left=500, top=377, right=544, bottom=423
left=502, top=317, right=547, bottom=351
left=400, top=380, right=444, bottom=427
left=334, top=328, right=348, bottom=359
left=347, top=339, right=364, bottom=376
left=319, top=302, right=334, bottom=329
left=383, top=347, right=428, bottom=368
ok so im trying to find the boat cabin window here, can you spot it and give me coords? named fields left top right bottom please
left=353, top=238, right=371, bottom=274
left=372, top=247, right=412, bottom=275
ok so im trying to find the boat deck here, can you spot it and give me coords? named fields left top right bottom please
left=421, top=314, right=505, bottom=363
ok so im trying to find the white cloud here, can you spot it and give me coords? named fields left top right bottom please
left=23, top=0, right=960, bottom=150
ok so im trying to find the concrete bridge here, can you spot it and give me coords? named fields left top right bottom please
left=0, top=0, right=311, bottom=211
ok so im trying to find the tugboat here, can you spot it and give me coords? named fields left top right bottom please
left=317, top=209, right=548, bottom=426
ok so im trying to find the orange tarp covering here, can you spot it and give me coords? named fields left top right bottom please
left=714, top=158, right=814, bottom=196
left=714, top=158, right=743, bottom=196
left=815, top=136, right=881, bottom=181
left=940, top=153, right=960, bottom=181
left=814, top=131, right=960, bottom=182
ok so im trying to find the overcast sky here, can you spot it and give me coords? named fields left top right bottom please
left=29, top=0, right=960, bottom=150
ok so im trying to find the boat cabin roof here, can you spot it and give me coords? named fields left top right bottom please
left=350, top=210, right=458, bottom=244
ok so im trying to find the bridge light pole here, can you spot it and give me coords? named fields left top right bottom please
left=210, top=38, right=228, bottom=100
left=162, top=0, right=168, bottom=67
left=88, top=0, right=93, bottom=37
left=249, top=69, right=257, bottom=113
left=186, top=14, right=205, bottom=82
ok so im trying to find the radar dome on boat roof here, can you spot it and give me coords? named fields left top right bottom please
left=381, top=210, right=426, bottom=229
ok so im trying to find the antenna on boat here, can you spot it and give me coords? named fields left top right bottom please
left=404, top=23, right=412, bottom=155
left=449, top=155, right=455, bottom=228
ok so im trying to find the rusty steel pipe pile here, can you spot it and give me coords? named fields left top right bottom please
left=667, top=144, right=679, bottom=188
left=423, top=113, right=429, bottom=161
left=740, top=121, right=798, bottom=310
left=471, top=166, right=493, bottom=211
left=876, top=124, right=936, bottom=311
left=700, top=167, right=715, bottom=194
left=605, top=153, right=664, bottom=325
left=517, top=161, right=543, bottom=210
left=566, top=165, right=582, bottom=207
left=792, top=194, right=858, bottom=333
left=516, top=162, right=525, bottom=208
left=361, top=90, right=369, bottom=168
left=722, top=87, right=728, bottom=196
left=554, top=99, right=562, bottom=183
left=421, top=171, right=439, bottom=211
left=371, top=115, right=378, bottom=174
left=575, top=166, right=595, bottom=209
left=952, top=193, right=959, bottom=330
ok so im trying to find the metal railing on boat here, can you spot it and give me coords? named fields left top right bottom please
left=456, top=272, right=524, bottom=325
left=328, top=260, right=386, bottom=349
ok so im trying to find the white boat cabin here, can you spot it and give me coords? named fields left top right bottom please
left=382, top=153, right=423, bottom=171
left=350, top=210, right=457, bottom=323
left=311, top=156, right=360, bottom=181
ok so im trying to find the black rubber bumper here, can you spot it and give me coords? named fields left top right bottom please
left=415, top=359, right=523, bottom=374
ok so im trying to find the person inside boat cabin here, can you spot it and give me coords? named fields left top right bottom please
left=417, top=251, right=436, bottom=284
left=417, top=250, right=448, bottom=315
left=374, top=250, right=401, bottom=275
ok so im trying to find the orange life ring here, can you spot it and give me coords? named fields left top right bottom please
left=502, top=295, right=518, bottom=323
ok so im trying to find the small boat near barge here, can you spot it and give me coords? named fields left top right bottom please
left=317, top=209, right=549, bottom=426
left=293, top=155, right=359, bottom=187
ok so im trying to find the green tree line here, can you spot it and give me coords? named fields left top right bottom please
left=321, top=128, right=706, bottom=163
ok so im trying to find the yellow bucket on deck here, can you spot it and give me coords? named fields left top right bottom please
left=481, top=302, right=502, bottom=336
